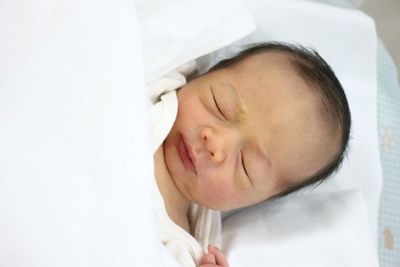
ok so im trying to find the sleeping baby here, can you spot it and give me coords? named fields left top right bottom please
left=151, top=42, right=351, bottom=267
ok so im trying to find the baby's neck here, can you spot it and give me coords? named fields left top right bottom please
left=154, top=145, right=192, bottom=234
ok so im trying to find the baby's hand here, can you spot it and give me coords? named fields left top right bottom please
left=199, top=244, right=229, bottom=267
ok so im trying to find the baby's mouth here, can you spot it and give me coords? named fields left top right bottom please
left=178, top=135, right=197, bottom=174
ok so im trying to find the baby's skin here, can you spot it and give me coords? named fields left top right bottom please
left=199, top=244, right=229, bottom=267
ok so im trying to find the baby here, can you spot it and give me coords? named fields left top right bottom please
left=153, top=42, right=351, bottom=267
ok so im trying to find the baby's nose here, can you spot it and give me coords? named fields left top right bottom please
left=200, top=126, right=240, bottom=163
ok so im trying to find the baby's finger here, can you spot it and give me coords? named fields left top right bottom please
left=199, top=253, right=216, bottom=265
left=208, top=244, right=229, bottom=267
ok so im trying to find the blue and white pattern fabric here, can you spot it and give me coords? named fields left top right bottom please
left=377, top=39, right=400, bottom=267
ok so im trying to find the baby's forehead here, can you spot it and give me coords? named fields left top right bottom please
left=228, top=50, right=295, bottom=72
left=222, top=53, right=323, bottom=122
left=205, top=50, right=317, bottom=104
left=245, top=53, right=321, bottom=97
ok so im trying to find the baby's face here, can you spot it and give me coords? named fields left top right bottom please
left=163, top=52, right=336, bottom=211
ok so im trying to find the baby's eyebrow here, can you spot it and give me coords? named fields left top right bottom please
left=228, top=84, right=247, bottom=117
left=249, top=138, right=272, bottom=177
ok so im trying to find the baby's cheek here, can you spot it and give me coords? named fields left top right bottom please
left=197, top=177, right=236, bottom=208
left=208, top=186, right=232, bottom=201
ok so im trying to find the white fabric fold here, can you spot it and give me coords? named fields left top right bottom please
left=222, top=190, right=380, bottom=267
left=136, top=0, right=256, bottom=83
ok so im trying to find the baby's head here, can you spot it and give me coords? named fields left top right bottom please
left=163, top=42, right=351, bottom=211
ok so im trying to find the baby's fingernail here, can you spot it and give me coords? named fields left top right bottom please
left=209, top=244, right=219, bottom=250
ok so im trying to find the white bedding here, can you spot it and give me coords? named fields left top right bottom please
left=0, top=0, right=161, bottom=266
left=0, top=0, right=381, bottom=266
left=223, top=190, right=379, bottom=267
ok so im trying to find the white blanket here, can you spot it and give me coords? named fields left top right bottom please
left=0, top=0, right=162, bottom=266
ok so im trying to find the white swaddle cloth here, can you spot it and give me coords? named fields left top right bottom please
left=148, top=62, right=195, bottom=152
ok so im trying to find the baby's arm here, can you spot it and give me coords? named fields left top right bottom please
left=199, top=244, right=229, bottom=267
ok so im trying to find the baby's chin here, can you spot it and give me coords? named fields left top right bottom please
left=192, top=192, right=238, bottom=212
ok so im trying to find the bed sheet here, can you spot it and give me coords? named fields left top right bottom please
left=222, top=190, right=379, bottom=267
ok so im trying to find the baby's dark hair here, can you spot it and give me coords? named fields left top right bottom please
left=209, top=42, right=351, bottom=200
